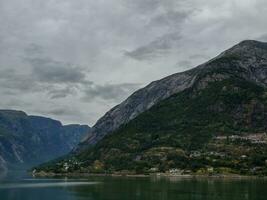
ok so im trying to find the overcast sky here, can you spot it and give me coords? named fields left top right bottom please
left=0, top=0, right=267, bottom=125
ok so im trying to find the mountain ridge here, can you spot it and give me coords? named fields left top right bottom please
left=80, top=40, right=267, bottom=149
left=35, top=40, right=267, bottom=176
left=0, top=109, right=91, bottom=171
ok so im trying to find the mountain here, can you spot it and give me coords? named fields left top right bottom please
left=80, top=40, right=267, bottom=148
left=36, top=40, right=267, bottom=176
left=0, top=110, right=90, bottom=172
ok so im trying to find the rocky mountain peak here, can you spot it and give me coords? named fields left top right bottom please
left=227, top=40, right=267, bottom=54
left=236, top=40, right=267, bottom=47
left=216, top=40, right=267, bottom=62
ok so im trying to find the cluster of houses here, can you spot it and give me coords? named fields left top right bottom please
left=62, top=159, right=81, bottom=171
left=189, top=151, right=225, bottom=158
left=168, top=168, right=192, bottom=175
left=215, top=133, right=267, bottom=144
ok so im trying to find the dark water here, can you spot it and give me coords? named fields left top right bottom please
left=0, top=173, right=266, bottom=200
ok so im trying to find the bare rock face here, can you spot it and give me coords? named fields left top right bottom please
left=80, top=40, right=267, bottom=148
left=82, top=72, right=197, bottom=146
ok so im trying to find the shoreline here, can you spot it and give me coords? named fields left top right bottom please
left=33, top=172, right=267, bottom=180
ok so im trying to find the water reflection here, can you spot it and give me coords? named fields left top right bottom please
left=0, top=182, right=100, bottom=189
left=0, top=175, right=266, bottom=200
left=68, top=176, right=267, bottom=200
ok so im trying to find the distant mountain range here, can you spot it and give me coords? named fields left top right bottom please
left=37, top=40, right=267, bottom=176
left=0, top=110, right=90, bottom=172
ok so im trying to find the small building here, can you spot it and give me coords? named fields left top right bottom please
left=207, top=167, right=214, bottom=173
left=63, top=162, right=69, bottom=171
left=169, top=168, right=183, bottom=175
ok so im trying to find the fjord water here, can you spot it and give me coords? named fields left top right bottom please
left=1, top=173, right=267, bottom=200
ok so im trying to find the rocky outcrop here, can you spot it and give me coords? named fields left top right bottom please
left=81, top=40, right=267, bottom=148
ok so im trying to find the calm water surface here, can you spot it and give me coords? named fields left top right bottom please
left=0, top=172, right=266, bottom=200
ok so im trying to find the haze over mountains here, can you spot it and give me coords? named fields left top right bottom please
left=38, top=40, right=267, bottom=176
left=0, top=110, right=90, bottom=173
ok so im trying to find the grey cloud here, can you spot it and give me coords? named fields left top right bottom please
left=148, top=10, right=191, bottom=28
left=0, top=58, right=88, bottom=101
left=124, top=0, right=161, bottom=15
left=48, top=86, right=78, bottom=99
left=27, top=58, right=87, bottom=84
left=1, top=53, right=139, bottom=103
left=1, top=0, right=267, bottom=125
left=24, top=43, right=44, bottom=56
left=83, top=83, right=141, bottom=102
left=47, top=108, right=78, bottom=116
left=257, top=34, right=267, bottom=42
left=20, top=44, right=92, bottom=99
left=0, top=97, right=32, bottom=108
left=0, top=69, right=39, bottom=92
left=124, top=1, right=192, bottom=61
left=0, top=69, right=16, bottom=79
left=125, top=33, right=181, bottom=60
left=125, top=0, right=188, bottom=15
left=35, top=107, right=89, bottom=125
left=0, top=58, right=87, bottom=96
left=177, top=60, right=192, bottom=68
left=189, top=54, right=209, bottom=60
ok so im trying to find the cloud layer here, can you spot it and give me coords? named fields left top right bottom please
left=0, top=0, right=267, bottom=125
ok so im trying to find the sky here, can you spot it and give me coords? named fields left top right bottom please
left=0, top=0, right=267, bottom=125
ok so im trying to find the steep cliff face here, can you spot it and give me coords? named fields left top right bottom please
left=62, top=124, right=90, bottom=149
left=82, top=72, right=197, bottom=146
left=0, top=110, right=90, bottom=169
left=81, top=40, right=267, bottom=147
